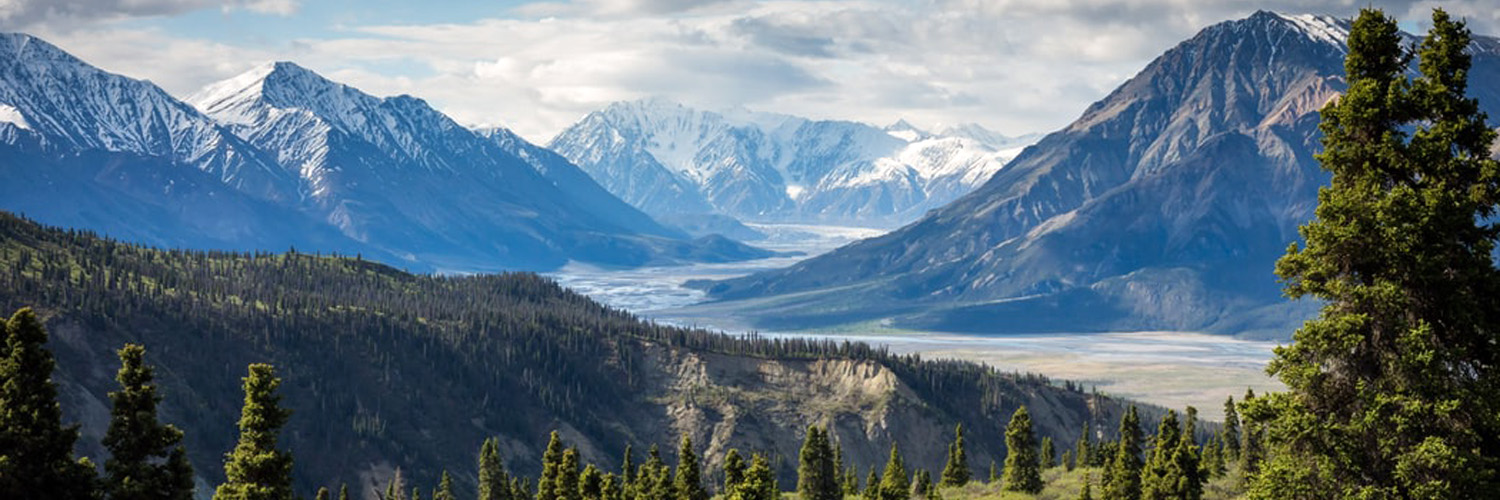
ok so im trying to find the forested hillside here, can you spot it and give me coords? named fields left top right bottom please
left=0, top=212, right=1150, bottom=497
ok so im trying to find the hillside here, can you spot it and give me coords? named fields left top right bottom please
left=0, top=212, right=1152, bottom=498
left=698, top=11, right=1500, bottom=338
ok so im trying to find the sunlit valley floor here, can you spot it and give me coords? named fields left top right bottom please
left=547, top=223, right=1285, bottom=421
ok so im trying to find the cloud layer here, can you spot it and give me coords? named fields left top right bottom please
left=7, top=0, right=1498, bottom=141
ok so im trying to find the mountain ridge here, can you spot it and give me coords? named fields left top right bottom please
left=696, top=11, right=1500, bottom=337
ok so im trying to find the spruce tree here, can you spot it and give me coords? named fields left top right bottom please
left=862, top=467, right=878, bottom=500
left=0, top=308, right=97, bottom=500
left=939, top=424, right=969, bottom=487
left=580, top=464, right=602, bottom=500
left=673, top=436, right=707, bottom=500
left=731, top=454, right=776, bottom=500
left=384, top=469, right=406, bottom=500
left=987, top=461, right=997, bottom=484
left=601, top=473, right=622, bottom=500
left=1077, top=474, right=1092, bottom=500
left=620, top=445, right=634, bottom=488
left=556, top=448, right=581, bottom=500
left=1061, top=450, right=1075, bottom=472
left=316, top=487, right=330, bottom=500
left=435, top=470, right=455, bottom=500
left=103, top=344, right=194, bottom=500
left=832, top=438, right=845, bottom=494
left=1140, top=410, right=1183, bottom=500
left=723, top=449, right=746, bottom=493
left=876, top=444, right=908, bottom=500
left=340, top=484, right=350, bottom=500
left=1074, top=422, right=1092, bottom=469
left=1040, top=437, right=1056, bottom=470
left=1256, top=7, right=1500, bottom=497
left=1220, top=397, right=1240, bottom=463
left=479, top=437, right=511, bottom=500
left=910, top=469, right=930, bottom=498
left=1101, top=406, right=1142, bottom=500
left=1237, top=390, right=1262, bottom=480
left=1000, top=406, right=1041, bottom=494
left=536, top=432, right=565, bottom=500
left=796, top=426, right=838, bottom=500
left=213, top=363, right=294, bottom=500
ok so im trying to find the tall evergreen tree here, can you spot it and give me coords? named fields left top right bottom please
left=479, top=437, right=511, bottom=500
left=601, top=473, right=623, bottom=500
left=0, top=308, right=97, bottom=500
left=723, top=449, right=747, bottom=494
left=910, top=469, right=930, bottom=498
left=103, top=344, right=194, bottom=500
left=1220, top=397, right=1240, bottom=463
left=1140, top=410, right=1186, bottom=500
left=1255, top=7, right=1500, bottom=497
left=1237, top=390, right=1263, bottom=480
left=876, top=444, right=909, bottom=500
left=1101, top=406, right=1142, bottom=500
left=730, top=454, right=775, bottom=500
left=673, top=436, right=707, bottom=500
left=213, top=363, right=294, bottom=500
left=619, top=445, right=634, bottom=488
left=796, top=426, right=838, bottom=500
left=1039, top=437, right=1056, bottom=470
left=1061, top=450, right=1075, bottom=472
left=556, top=448, right=581, bottom=500
left=536, top=432, right=566, bottom=500
left=832, top=438, right=845, bottom=493
left=580, top=464, right=603, bottom=500
left=862, top=467, right=878, bottom=500
left=1000, top=406, right=1041, bottom=494
left=1077, top=474, right=1092, bottom=500
left=1074, top=422, right=1092, bottom=469
left=384, top=469, right=407, bottom=500
left=434, top=470, right=455, bottom=500
left=987, top=461, right=998, bottom=484
left=939, top=424, right=969, bottom=487
left=339, top=484, right=350, bottom=500
left=316, top=487, right=330, bottom=500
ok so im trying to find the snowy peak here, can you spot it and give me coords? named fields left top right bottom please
left=1269, top=12, right=1351, bottom=47
left=552, top=98, right=1040, bottom=225
left=883, top=119, right=928, bottom=141
left=189, top=61, right=389, bottom=134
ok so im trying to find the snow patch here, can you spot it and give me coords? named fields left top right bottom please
left=1274, top=13, right=1349, bottom=47
left=0, top=104, right=31, bottom=130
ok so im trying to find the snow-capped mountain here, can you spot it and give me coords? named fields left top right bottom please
left=0, top=33, right=364, bottom=253
left=0, top=35, right=772, bottom=271
left=548, top=98, right=1037, bottom=226
left=187, top=62, right=768, bottom=270
left=701, top=11, right=1500, bottom=337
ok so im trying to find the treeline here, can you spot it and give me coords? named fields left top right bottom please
left=0, top=307, right=1249, bottom=499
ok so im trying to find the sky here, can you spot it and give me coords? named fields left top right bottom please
left=3, top=0, right=1497, bottom=142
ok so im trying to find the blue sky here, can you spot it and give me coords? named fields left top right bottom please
left=4, top=0, right=1494, bottom=141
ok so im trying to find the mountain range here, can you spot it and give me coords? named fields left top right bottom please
left=549, top=98, right=1038, bottom=228
left=697, top=11, right=1500, bottom=338
left=0, top=36, right=775, bottom=272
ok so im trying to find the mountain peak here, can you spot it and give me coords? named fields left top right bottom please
left=883, top=119, right=927, bottom=141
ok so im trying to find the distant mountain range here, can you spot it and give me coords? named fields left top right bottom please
left=549, top=98, right=1038, bottom=228
left=697, top=11, right=1500, bottom=338
left=0, top=36, right=775, bottom=272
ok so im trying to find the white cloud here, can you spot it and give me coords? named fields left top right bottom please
left=19, top=0, right=1500, bottom=143
left=0, top=0, right=297, bottom=30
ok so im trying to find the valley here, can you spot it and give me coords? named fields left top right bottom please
left=548, top=223, right=1283, bottom=422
